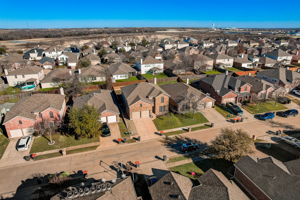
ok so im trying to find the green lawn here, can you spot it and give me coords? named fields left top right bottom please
left=170, top=159, right=232, bottom=179
left=164, top=130, right=188, bottom=136
left=215, top=105, right=236, bottom=119
left=118, top=121, right=132, bottom=138
left=158, top=80, right=178, bottom=85
left=66, top=145, right=98, bottom=155
left=116, top=76, right=139, bottom=82
left=243, top=101, right=287, bottom=114
left=0, top=134, right=9, bottom=159
left=227, top=67, right=241, bottom=72
left=30, top=134, right=99, bottom=153
left=142, top=73, right=168, bottom=80
left=204, top=70, right=222, bottom=75
left=0, top=87, right=21, bottom=95
left=34, top=152, right=62, bottom=160
left=39, top=87, right=59, bottom=92
left=191, top=125, right=211, bottom=131
left=153, top=112, right=208, bottom=131
left=167, top=156, right=189, bottom=163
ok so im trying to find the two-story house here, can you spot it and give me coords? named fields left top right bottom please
left=108, top=62, right=137, bottom=80
left=5, top=66, right=45, bottom=87
left=23, top=48, right=44, bottom=61
left=121, top=82, right=169, bottom=120
left=192, top=73, right=252, bottom=104
left=265, top=49, right=293, bottom=65
left=210, top=54, right=234, bottom=68
left=136, top=56, right=164, bottom=74
left=3, top=93, right=66, bottom=138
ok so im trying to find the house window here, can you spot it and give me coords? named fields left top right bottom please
left=159, top=106, right=166, bottom=112
left=140, top=104, right=143, bottom=107
left=19, top=120, right=22, bottom=125
left=49, top=111, right=54, bottom=118
left=161, top=97, right=164, bottom=103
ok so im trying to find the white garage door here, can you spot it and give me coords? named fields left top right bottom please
left=222, top=98, right=235, bottom=104
left=205, top=101, right=213, bottom=108
left=141, top=110, right=150, bottom=118
left=107, top=116, right=117, bottom=123
left=100, top=117, right=107, bottom=123
left=132, top=112, right=140, bottom=120
left=10, top=129, right=23, bottom=138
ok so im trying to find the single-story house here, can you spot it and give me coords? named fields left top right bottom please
left=108, top=62, right=137, bottom=80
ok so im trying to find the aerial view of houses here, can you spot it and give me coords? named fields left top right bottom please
left=0, top=1, right=300, bottom=200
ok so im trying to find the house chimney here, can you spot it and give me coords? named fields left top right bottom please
left=154, top=77, right=157, bottom=84
left=186, top=78, right=190, bottom=85
left=4, top=69, right=8, bottom=75
left=60, top=87, right=65, bottom=95
left=140, top=59, right=143, bottom=65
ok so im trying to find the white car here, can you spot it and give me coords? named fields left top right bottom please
left=293, top=89, right=300, bottom=96
left=16, top=136, right=32, bottom=151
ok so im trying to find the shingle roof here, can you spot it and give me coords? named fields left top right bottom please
left=41, top=68, right=73, bottom=83
left=39, top=57, right=55, bottom=64
left=108, top=62, right=136, bottom=75
left=235, top=156, right=300, bottom=200
left=237, top=76, right=273, bottom=93
left=121, top=82, right=168, bottom=106
left=3, top=94, right=65, bottom=123
left=6, top=65, right=43, bottom=76
left=142, top=56, right=163, bottom=64
left=73, top=90, right=119, bottom=114
left=257, top=68, right=300, bottom=84
left=79, top=65, right=107, bottom=77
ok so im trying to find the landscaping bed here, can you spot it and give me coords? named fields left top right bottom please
left=0, top=134, right=9, bottom=159
left=30, top=134, right=99, bottom=154
left=153, top=112, right=208, bottom=131
left=242, top=101, right=287, bottom=114
left=66, top=145, right=98, bottom=155
left=34, top=152, right=62, bottom=160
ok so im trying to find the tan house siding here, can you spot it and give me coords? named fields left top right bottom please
left=154, top=94, right=169, bottom=115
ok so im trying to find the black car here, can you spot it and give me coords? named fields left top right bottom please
left=101, top=123, right=111, bottom=137
left=181, top=143, right=199, bottom=153
left=225, top=103, right=243, bottom=115
left=276, top=109, right=298, bottom=118
left=277, top=96, right=291, bottom=104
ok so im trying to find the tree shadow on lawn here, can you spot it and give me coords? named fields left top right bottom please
left=160, top=135, right=209, bottom=158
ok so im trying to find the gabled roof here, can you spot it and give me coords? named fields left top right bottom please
left=108, top=62, right=136, bottom=75
left=234, top=156, right=300, bottom=200
left=237, top=76, right=273, bottom=93
left=6, top=65, right=43, bottom=76
left=41, top=68, right=73, bottom=83
left=4, top=94, right=65, bottom=123
left=121, top=82, right=169, bottom=106
left=23, top=48, right=44, bottom=59
left=266, top=49, right=291, bottom=58
left=210, top=54, right=233, bottom=60
left=79, top=65, right=106, bottom=77
left=39, top=57, right=55, bottom=64
left=73, top=90, right=119, bottom=114
left=142, top=56, right=163, bottom=64
left=257, top=68, right=300, bottom=84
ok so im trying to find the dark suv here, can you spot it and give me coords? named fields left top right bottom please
left=277, top=96, right=291, bottom=104
left=276, top=109, right=298, bottom=118
left=225, top=103, right=243, bottom=115
left=101, top=123, right=111, bottom=137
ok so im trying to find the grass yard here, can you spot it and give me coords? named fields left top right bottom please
left=118, top=121, right=131, bottom=138
left=34, top=152, right=62, bottom=160
left=204, top=70, right=222, bottom=75
left=215, top=105, right=236, bottom=119
left=30, top=134, right=99, bottom=153
left=39, top=87, right=59, bottom=92
left=153, top=112, right=208, bottom=131
left=191, top=125, right=211, bottom=131
left=0, top=134, right=9, bottom=159
left=142, top=73, right=168, bottom=80
left=158, top=80, right=178, bottom=85
left=164, top=130, right=188, bottom=136
left=243, top=101, right=287, bottom=114
left=227, top=67, right=241, bottom=72
left=170, top=159, right=232, bottom=179
left=167, top=156, right=189, bottom=163
left=116, top=76, right=139, bottom=82
left=66, top=145, right=98, bottom=155
left=0, top=87, right=21, bottom=95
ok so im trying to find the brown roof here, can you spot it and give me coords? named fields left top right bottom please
left=41, top=68, right=74, bottom=83
left=142, top=56, right=163, bottom=64
left=73, top=90, right=119, bottom=114
left=7, top=66, right=43, bottom=76
left=4, top=94, right=65, bottom=123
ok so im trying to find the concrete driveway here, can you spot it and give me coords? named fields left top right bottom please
left=0, top=138, right=29, bottom=166
left=100, top=123, right=120, bottom=148
left=201, top=108, right=226, bottom=125
left=133, top=118, right=159, bottom=141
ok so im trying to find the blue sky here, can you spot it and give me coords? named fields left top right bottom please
left=0, top=0, right=299, bottom=28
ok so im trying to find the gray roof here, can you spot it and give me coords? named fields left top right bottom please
left=108, top=62, right=136, bottom=75
left=121, top=82, right=168, bottom=106
left=3, top=94, right=65, bottom=123
left=209, top=54, right=233, bottom=60
left=73, top=90, right=119, bottom=114
left=41, top=68, right=74, bottom=83
left=237, top=76, right=273, bottom=93
left=160, top=82, right=214, bottom=104
left=199, top=74, right=247, bottom=96
left=142, top=56, right=163, bottom=64
left=39, top=56, right=55, bottom=64
left=257, top=68, right=300, bottom=84
left=23, top=48, right=44, bottom=59
left=189, top=169, right=249, bottom=200
left=235, top=156, right=300, bottom=200
left=79, top=65, right=107, bottom=78
left=266, top=49, right=291, bottom=58
left=7, top=65, right=43, bottom=76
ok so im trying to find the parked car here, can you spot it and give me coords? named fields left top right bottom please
left=226, top=103, right=243, bottom=115
left=281, top=136, right=300, bottom=148
left=16, top=136, right=32, bottom=151
left=101, top=123, right=111, bottom=137
left=255, top=112, right=275, bottom=120
left=277, top=96, right=291, bottom=104
left=276, top=109, right=299, bottom=118
left=293, top=89, right=300, bottom=96
left=181, top=143, right=199, bottom=153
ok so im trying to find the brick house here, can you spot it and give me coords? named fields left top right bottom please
left=192, top=73, right=252, bottom=104
left=160, top=82, right=215, bottom=113
left=234, top=156, right=300, bottom=200
left=121, top=82, right=169, bottom=119
left=73, top=90, right=120, bottom=124
left=256, top=68, right=300, bottom=94
left=3, top=93, right=66, bottom=138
